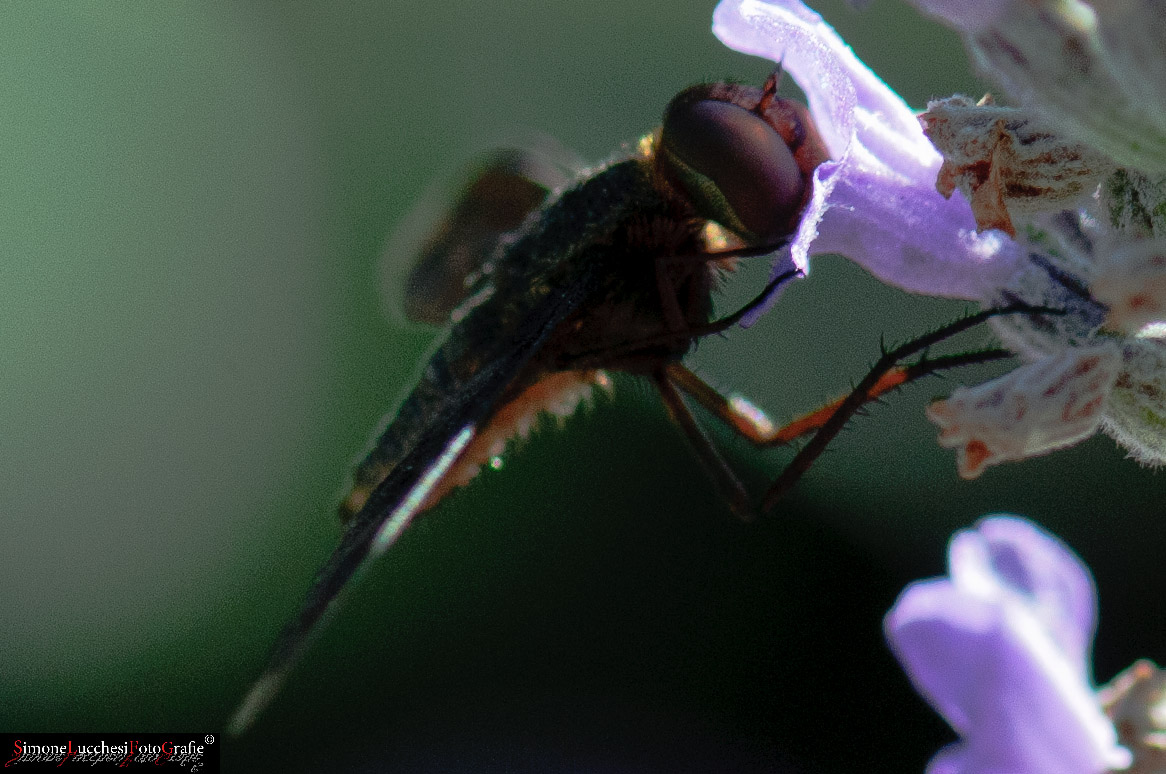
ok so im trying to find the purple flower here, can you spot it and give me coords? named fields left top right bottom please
left=885, top=516, right=1131, bottom=774
left=712, top=0, right=1025, bottom=321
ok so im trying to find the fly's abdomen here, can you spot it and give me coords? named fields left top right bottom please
left=338, top=367, right=610, bottom=523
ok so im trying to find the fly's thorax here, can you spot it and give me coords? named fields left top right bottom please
left=654, top=77, right=829, bottom=246
left=540, top=161, right=737, bottom=372
left=447, top=156, right=715, bottom=370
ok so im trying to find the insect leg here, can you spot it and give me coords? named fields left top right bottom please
left=665, top=363, right=784, bottom=444
left=694, top=266, right=803, bottom=335
left=652, top=368, right=756, bottom=522
left=664, top=361, right=909, bottom=447
left=760, top=304, right=1063, bottom=511
left=652, top=238, right=792, bottom=331
left=656, top=350, right=1007, bottom=518
left=667, top=352, right=1011, bottom=449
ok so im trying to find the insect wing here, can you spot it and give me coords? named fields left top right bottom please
left=382, top=140, right=581, bottom=327
left=229, top=261, right=601, bottom=735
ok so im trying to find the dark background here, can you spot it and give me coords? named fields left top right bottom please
left=1, top=1, right=1160, bottom=772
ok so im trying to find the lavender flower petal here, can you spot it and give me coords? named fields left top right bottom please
left=947, top=517, right=1098, bottom=677
left=809, top=168, right=1023, bottom=299
left=885, top=516, right=1130, bottom=774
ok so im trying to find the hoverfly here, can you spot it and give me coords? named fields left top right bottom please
left=228, top=70, right=1012, bottom=732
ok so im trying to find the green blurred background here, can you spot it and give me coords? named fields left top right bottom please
left=0, top=1, right=1160, bottom=771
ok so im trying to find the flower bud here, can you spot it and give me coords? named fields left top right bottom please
left=922, top=95, right=1114, bottom=236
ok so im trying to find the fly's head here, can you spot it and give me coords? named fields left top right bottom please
left=654, top=71, right=830, bottom=248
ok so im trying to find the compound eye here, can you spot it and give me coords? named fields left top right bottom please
left=660, top=97, right=805, bottom=245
